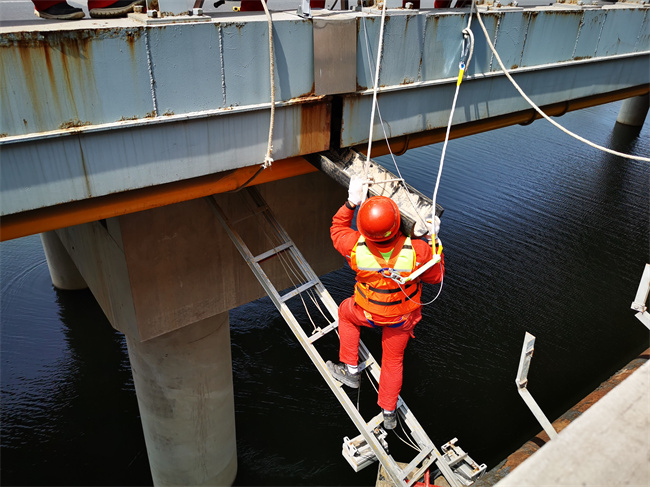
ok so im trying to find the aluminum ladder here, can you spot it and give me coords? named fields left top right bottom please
left=206, top=187, right=465, bottom=487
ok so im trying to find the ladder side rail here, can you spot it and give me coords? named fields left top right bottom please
left=247, top=187, right=305, bottom=259
left=209, top=193, right=452, bottom=487
left=276, top=301, right=411, bottom=487
left=397, top=401, right=463, bottom=487
left=207, top=197, right=287, bottom=306
left=314, top=286, right=340, bottom=316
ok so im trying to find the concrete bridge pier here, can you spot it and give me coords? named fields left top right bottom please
left=40, top=231, right=87, bottom=290
left=125, top=312, right=237, bottom=486
left=43, top=171, right=345, bottom=486
left=616, top=94, right=650, bottom=127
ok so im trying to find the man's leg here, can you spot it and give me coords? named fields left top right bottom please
left=327, top=297, right=367, bottom=388
left=338, top=297, right=363, bottom=367
left=377, top=325, right=412, bottom=412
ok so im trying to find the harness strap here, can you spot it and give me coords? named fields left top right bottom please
left=357, top=282, right=421, bottom=306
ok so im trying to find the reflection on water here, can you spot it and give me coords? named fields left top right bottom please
left=1, top=101, right=649, bottom=486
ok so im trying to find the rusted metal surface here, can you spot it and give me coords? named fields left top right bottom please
left=0, top=26, right=151, bottom=136
left=471, top=348, right=650, bottom=486
left=1, top=6, right=648, bottom=236
left=298, top=100, right=331, bottom=154
left=0, top=13, right=316, bottom=138
left=0, top=97, right=330, bottom=218
left=341, top=6, right=650, bottom=147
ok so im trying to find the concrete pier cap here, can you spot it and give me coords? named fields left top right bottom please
left=40, top=231, right=88, bottom=290
left=49, top=170, right=346, bottom=485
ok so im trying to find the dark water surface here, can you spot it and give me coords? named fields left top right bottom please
left=2, top=101, right=649, bottom=486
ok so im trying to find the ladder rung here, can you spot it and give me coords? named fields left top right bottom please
left=228, top=204, right=270, bottom=225
left=253, top=241, right=293, bottom=263
left=280, top=279, right=319, bottom=302
left=402, top=445, right=435, bottom=482
left=358, top=357, right=376, bottom=373
left=308, top=321, right=339, bottom=343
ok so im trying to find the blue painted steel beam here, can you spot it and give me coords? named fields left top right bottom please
left=0, top=6, right=648, bottom=218
left=342, top=6, right=649, bottom=146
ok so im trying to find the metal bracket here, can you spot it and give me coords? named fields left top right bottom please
left=440, top=438, right=487, bottom=485
left=297, top=0, right=311, bottom=18
left=631, top=264, right=650, bottom=330
left=515, top=332, right=559, bottom=440
left=342, top=425, right=389, bottom=472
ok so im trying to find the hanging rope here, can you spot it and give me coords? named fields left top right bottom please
left=261, top=0, right=276, bottom=168
left=361, top=17, right=430, bottom=231
left=364, top=0, right=389, bottom=181
left=359, top=6, right=475, bottom=308
left=431, top=4, right=476, bottom=248
left=474, top=6, right=650, bottom=163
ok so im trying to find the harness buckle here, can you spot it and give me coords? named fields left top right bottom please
left=379, top=268, right=407, bottom=285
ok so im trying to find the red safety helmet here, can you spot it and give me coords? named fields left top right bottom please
left=357, top=196, right=401, bottom=242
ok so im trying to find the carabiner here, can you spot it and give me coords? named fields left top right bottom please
left=379, top=268, right=407, bottom=285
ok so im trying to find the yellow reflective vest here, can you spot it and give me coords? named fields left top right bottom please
left=350, top=235, right=422, bottom=317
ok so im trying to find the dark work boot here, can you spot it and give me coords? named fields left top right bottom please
left=89, top=0, right=146, bottom=18
left=383, top=409, right=397, bottom=430
left=326, top=361, right=360, bottom=388
left=35, top=2, right=85, bottom=20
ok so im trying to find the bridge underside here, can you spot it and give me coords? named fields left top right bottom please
left=1, top=5, right=649, bottom=240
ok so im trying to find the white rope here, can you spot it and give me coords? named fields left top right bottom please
left=261, top=0, right=275, bottom=168
left=365, top=0, right=389, bottom=179
left=431, top=4, right=476, bottom=245
left=361, top=18, right=429, bottom=230
left=474, top=7, right=650, bottom=163
left=430, top=81, right=461, bottom=242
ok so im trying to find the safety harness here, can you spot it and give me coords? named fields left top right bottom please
left=350, top=235, right=422, bottom=318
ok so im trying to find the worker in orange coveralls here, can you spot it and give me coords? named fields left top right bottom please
left=327, top=177, right=444, bottom=430
left=32, top=0, right=145, bottom=20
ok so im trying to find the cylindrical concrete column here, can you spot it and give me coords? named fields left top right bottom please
left=616, top=94, right=649, bottom=127
left=125, top=312, right=237, bottom=487
left=40, top=231, right=87, bottom=290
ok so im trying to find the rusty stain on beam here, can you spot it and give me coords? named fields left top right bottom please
left=299, top=98, right=330, bottom=155
left=361, top=85, right=650, bottom=158
left=0, top=157, right=317, bottom=242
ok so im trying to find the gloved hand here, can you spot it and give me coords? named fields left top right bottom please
left=348, top=176, right=367, bottom=206
left=427, top=216, right=441, bottom=236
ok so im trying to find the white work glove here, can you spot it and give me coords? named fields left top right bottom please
left=427, top=216, right=441, bottom=236
left=348, top=176, right=367, bottom=206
